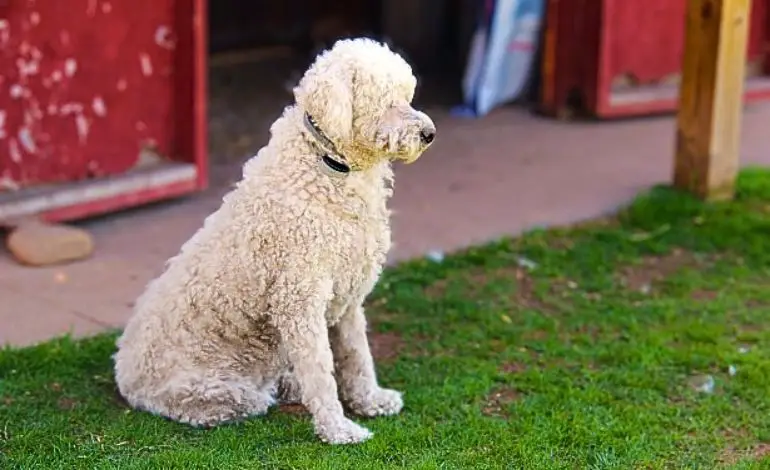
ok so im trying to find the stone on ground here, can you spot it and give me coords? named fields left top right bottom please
left=4, top=219, right=95, bottom=266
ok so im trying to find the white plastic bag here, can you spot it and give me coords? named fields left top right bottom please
left=458, top=0, right=545, bottom=117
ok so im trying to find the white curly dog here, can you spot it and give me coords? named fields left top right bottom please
left=113, top=37, right=436, bottom=445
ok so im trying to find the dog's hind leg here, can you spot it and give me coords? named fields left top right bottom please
left=137, top=370, right=276, bottom=428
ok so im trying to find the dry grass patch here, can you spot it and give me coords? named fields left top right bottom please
left=482, top=386, right=521, bottom=418
left=617, top=248, right=708, bottom=294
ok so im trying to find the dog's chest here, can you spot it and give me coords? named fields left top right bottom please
left=325, top=210, right=389, bottom=319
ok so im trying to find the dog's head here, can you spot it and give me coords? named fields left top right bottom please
left=294, top=38, right=436, bottom=170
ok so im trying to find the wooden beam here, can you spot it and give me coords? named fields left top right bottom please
left=673, top=0, right=752, bottom=201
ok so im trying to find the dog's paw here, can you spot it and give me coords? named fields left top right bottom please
left=316, top=416, right=373, bottom=445
left=348, top=387, right=403, bottom=417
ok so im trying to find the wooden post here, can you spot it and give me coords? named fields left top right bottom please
left=673, top=0, right=752, bottom=201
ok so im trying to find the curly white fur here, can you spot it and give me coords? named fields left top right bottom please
left=113, top=38, right=435, bottom=445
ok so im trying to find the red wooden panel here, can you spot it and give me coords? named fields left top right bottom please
left=0, top=0, right=193, bottom=189
left=173, top=0, right=208, bottom=191
left=539, top=0, right=770, bottom=119
left=601, top=0, right=766, bottom=87
left=539, top=0, right=602, bottom=117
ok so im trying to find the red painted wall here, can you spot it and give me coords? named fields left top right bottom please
left=0, top=0, right=186, bottom=189
left=540, top=0, right=770, bottom=118
left=603, top=0, right=767, bottom=85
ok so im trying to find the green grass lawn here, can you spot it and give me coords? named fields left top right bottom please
left=4, top=170, right=770, bottom=469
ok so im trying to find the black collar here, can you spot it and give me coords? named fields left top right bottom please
left=303, top=113, right=351, bottom=176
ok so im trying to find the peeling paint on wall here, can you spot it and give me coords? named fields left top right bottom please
left=0, top=20, right=9, bottom=45
left=63, top=58, right=77, bottom=77
left=91, top=96, right=107, bottom=116
left=0, top=0, right=180, bottom=189
left=139, top=53, right=153, bottom=76
left=154, top=25, right=176, bottom=50
left=9, top=85, right=24, bottom=99
left=18, top=126, right=37, bottom=153
left=0, top=110, right=7, bottom=139
left=8, top=138, right=21, bottom=163
left=74, top=114, right=89, bottom=143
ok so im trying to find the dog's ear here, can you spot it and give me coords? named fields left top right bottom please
left=294, top=63, right=353, bottom=143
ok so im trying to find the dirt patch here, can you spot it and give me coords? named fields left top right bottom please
left=691, top=289, right=718, bottom=301
left=46, top=382, right=78, bottom=410
left=745, top=298, right=767, bottom=308
left=279, top=403, right=309, bottom=416
left=57, top=397, right=78, bottom=410
left=500, top=362, right=527, bottom=374
left=424, top=265, right=521, bottom=299
left=425, top=265, right=561, bottom=313
left=521, top=329, right=550, bottom=342
left=368, top=331, right=404, bottom=362
left=422, top=266, right=486, bottom=299
left=751, top=442, right=770, bottom=460
left=617, top=248, right=705, bottom=293
left=482, top=386, right=520, bottom=417
left=559, top=323, right=612, bottom=344
left=719, top=442, right=770, bottom=466
left=515, top=271, right=563, bottom=312
left=753, top=443, right=770, bottom=460
left=544, top=216, right=621, bottom=250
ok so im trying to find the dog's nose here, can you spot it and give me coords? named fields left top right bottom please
left=420, top=128, right=436, bottom=145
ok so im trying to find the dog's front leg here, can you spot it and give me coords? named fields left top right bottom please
left=330, top=305, right=404, bottom=417
left=277, top=290, right=372, bottom=444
